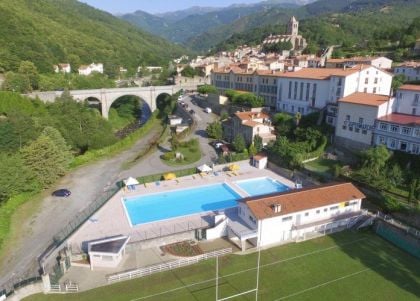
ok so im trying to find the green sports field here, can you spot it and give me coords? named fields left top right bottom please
left=24, top=230, right=420, bottom=301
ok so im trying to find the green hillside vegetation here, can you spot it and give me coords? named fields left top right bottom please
left=0, top=0, right=186, bottom=75
left=209, top=2, right=420, bottom=60
left=189, top=0, right=420, bottom=53
left=121, top=1, right=301, bottom=44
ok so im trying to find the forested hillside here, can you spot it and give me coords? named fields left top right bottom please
left=121, top=1, right=305, bottom=44
left=188, top=0, right=420, bottom=53
left=0, top=0, right=186, bottom=74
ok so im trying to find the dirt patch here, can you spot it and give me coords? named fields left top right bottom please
left=161, top=240, right=203, bottom=257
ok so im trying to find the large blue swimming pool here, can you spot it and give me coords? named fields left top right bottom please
left=123, top=183, right=241, bottom=225
left=236, top=177, right=289, bottom=197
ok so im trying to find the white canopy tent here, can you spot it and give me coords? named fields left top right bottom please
left=197, top=164, right=212, bottom=173
left=123, top=177, right=139, bottom=186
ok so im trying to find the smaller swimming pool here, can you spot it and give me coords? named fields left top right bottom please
left=236, top=177, right=289, bottom=197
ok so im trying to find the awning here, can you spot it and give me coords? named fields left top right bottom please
left=124, top=177, right=139, bottom=186
left=163, top=173, right=177, bottom=180
left=229, top=164, right=240, bottom=171
left=197, top=164, right=212, bottom=172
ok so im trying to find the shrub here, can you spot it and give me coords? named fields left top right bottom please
left=383, top=196, right=403, bottom=213
left=162, top=151, right=175, bottom=161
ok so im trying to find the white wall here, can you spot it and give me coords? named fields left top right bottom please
left=395, top=89, right=420, bottom=116
left=335, top=102, right=387, bottom=146
left=257, top=199, right=362, bottom=247
left=206, top=216, right=228, bottom=240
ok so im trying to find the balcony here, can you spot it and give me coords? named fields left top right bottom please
left=292, top=211, right=362, bottom=231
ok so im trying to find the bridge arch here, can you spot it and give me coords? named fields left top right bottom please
left=85, top=96, right=102, bottom=115
left=109, top=95, right=152, bottom=125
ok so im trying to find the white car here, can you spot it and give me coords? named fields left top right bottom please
left=204, top=107, right=212, bottom=113
left=178, top=95, right=183, bottom=101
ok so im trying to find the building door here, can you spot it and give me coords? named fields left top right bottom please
left=296, top=214, right=301, bottom=226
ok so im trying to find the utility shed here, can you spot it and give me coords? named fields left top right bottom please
left=88, top=235, right=129, bottom=270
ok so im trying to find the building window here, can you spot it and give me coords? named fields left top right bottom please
left=312, top=83, right=317, bottom=100
left=365, top=78, right=368, bottom=84
left=294, top=82, right=298, bottom=99
left=413, top=108, right=417, bottom=115
left=391, top=125, right=399, bottom=133
left=327, top=116, right=334, bottom=124
left=305, top=212, right=309, bottom=217
left=380, top=123, right=388, bottom=131
left=300, top=82, right=304, bottom=100
left=378, top=136, right=386, bottom=144
left=337, top=78, right=342, bottom=86
left=374, top=78, right=378, bottom=84
left=362, top=129, right=367, bottom=135
left=359, top=117, right=364, bottom=124
left=414, top=94, right=419, bottom=104
left=346, top=115, right=350, bottom=121
left=402, top=127, right=411, bottom=135
left=330, top=206, right=339, bottom=210
left=316, top=210, right=320, bottom=214
left=249, top=215, right=256, bottom=224
left=291, top=105, right=295, bottom=112
left=349, top=126, right=353, bottom=132
left=373, top=87, right=377, bottom=94
left=342, top=125, right=347, bottom=130
left=364, top=88, right=367, bottom=93
left=282, top=216, right=292, bottom=222
left=306, top=83, right=310, bottom=101
left=390, top=139, right=396, bottom=148
left=324, top=208, right=328, bottom=212
left=355, top=128, right=360, bottom=133
left=400, top=142, right=407, bottom=151
left=415, top=129, right=420, bottom=137
left=288, top=81, right=292, bottom=99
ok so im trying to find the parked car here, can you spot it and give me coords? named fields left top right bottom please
left=204, top=107, right=212, bottom=113
left=52, top=189, right=71, bottom=197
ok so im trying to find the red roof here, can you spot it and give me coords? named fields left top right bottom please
left=338, top=92, right=390, bottom=107
left=377, top=113, right=420, bottom=126
left=243, top=183, right=365, bottom=220
left=399, top=84, right=420, bottom=92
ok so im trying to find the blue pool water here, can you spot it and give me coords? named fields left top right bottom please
left=236, top=177, right=289, bottom=197
left=123, top=183, right=241, bottom=225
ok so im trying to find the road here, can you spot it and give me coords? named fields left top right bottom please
left=0, top=93, right=217, bottom=290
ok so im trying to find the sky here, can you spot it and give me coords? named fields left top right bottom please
left=81, top=0, right=262, bottom=14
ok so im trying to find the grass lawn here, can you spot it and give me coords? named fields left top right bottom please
left=161, top=141, right=202, bottom=167
left=304, top=158, right=339, bottom=174
left=24, top=231, right=420, bottom=301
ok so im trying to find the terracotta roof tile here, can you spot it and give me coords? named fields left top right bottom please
left=243, top=183, right=365, bottom=220
left=338, top=92, right=390, bottom=107
left=235, top=111, right=270, bottom=121
left=399, top=84, right=420, bottom=92
left=377, top=113, right=420, bottom=126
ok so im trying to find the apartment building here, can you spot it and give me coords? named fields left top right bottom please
left=393, top=61, right=420, bottom=81
left=212, top=65, right=393, bottom=121
left=372, top=85, right=420, bottom=154
left=326, top=56, right=393, bottom=70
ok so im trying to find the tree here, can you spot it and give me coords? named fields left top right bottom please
left=206, top=122, right=223, bottom=140
left=0, top=153, right=38, bottom=202
left=181, top=65, right=196, bottom=78
left=21, top=134, right=70, bottom=187
left=361, top=145, right=391, bottom=177
left=392, top=74, right=406, bottom=91
left=198, top=85, right=218, bottom=95
left=41, top=126, right=73, bottom=166
left=253, top=135, right=263, bottom=153
left=233, top=134, right=246, bottom=152
left=248, top=143, right=257, bottom=156
left=2, top=71, right=31, bottom=93
left=170, top=132, right=179, bottom=151
left=18, top=61, right=39, bottom=90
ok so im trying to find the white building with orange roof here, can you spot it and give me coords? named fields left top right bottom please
left=222, top=109, right=276, bottom=146
left=212, top=64, right=393, bottom=117
left=234, top=183, right=365, bottom=248
left=326, top=56, right=393, bottom=70
left=335, top=93, right=395, bottom=149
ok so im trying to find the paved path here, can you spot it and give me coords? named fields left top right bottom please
left=0, top=94, right=217, bottom=290
left=121, top=94, right=218, bottom=178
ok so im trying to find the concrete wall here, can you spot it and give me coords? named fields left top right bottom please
left=395, top=89, right=420, bottom=116
left=6, top=282, right=43, bottom=301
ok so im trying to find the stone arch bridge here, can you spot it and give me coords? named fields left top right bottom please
left=26, top=86, right=179, bottom=119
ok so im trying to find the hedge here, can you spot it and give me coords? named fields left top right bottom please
left=137, top=167, right=198, bottom=184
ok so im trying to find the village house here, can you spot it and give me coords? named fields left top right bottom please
left=222, top=109, right=276, bottom=146
left=393, top=61, right=420, bottom=82
left=326, top=56, right=393, bottom=70
left=53, top=63, right=71, bottom=74
left=78, top=63, right=104, bottom=75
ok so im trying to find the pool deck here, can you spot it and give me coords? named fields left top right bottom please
left=67, top=164, right=295, bottom=253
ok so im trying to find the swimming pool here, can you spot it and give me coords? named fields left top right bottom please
left=123, top=183, right=241, bottom=225
left=235, top=177, right=289, bottom=197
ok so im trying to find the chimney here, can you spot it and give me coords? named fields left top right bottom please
left=271, top=204, right=281, bottom=213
